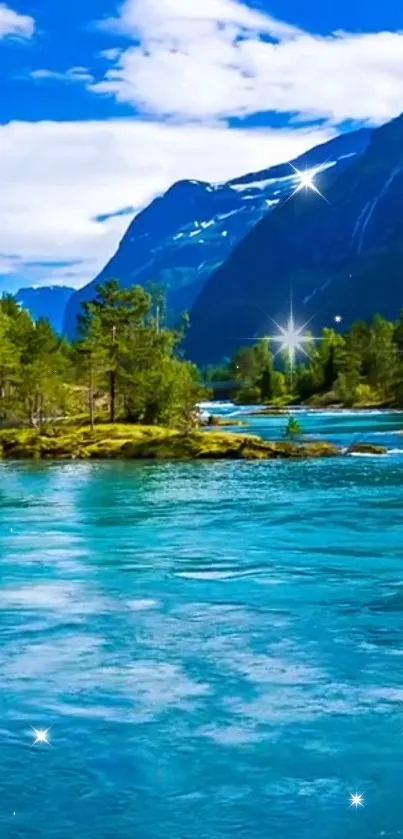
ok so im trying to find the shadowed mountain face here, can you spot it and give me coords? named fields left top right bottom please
left=185, top=114, right=403, bottom=365
left=15, top=286, right=74, bottom=333
left=63, top=129, right=370, bottom=338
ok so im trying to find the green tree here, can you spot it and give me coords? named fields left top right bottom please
left=334, top=322, right=369, bottom=405
left=78, top=279, right=205, bottom=426
left=271, top=370, right=288, bottom=402
left=17, top=318, right=71, bottom=427
left=231, top=346, right=260, bottom=382
left=366, top=314, right=397, bottom=398
left=296, top=328, right=345, bottom=400
left=231, top=340, right=274, bottom=403
left=284, top=415, right=303, bottom=440
left=254, top=340, right=274, bottom=402
left=204, top=362, right=233, bottom=383
left=0, top=309, right=20, bottom=421
left=79, top=280, right=151, bottom=423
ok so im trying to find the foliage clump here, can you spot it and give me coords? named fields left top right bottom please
left=0, top=281, right=205, bottom=429
left=284, top=416, right=303, bottom=440
left=204, top=312, right=403, bottom=408
left=2, top=278, right=403, bottom=437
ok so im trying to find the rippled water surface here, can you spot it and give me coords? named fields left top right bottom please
left=1, top=410, right=403, bottom=838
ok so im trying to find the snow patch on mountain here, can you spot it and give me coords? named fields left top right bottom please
left=230, top=176, right=284, bottom=192
left=63, top=127, right=372, bottom=338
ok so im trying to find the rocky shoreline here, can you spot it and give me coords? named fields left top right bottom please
left=0, top=425, right=387, bottom=461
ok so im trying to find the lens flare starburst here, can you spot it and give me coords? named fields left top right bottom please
left=287, top=164, right=329, bottom=204
left=349, top=792, right=364, bottom=808
left=268, top=305, right=319, bottom=375
left=31, top=728, right=51, bottom=746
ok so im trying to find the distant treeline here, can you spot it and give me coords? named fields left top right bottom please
left=204, top=314, right=403, bottom=407
left=2, top=280, right=403, bottom=430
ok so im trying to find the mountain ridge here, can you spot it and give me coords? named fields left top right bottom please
left=63, top=127, right=371, bottom=337
left=14, top=286, right=74, bottom=333
left=184, top=113, right=403, bottom=364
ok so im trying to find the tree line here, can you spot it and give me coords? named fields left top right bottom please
left=2, top=280, right=403, bottom=430
left=0, top=280, right=204, bottom=428
left=205, top=314, right=403, bottom=407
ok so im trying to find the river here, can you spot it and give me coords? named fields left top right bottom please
left=1, top=408, right=403, bottom=838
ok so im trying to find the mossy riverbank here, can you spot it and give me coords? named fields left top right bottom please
left=0, top=425, right=387, bottom=461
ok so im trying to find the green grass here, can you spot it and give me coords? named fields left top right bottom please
left=0, top=423, right=342, bottom=461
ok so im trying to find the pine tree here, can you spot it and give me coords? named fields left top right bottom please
left=78, top=279, right=204, bottom=426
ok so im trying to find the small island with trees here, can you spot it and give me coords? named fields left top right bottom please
left=0, top=279, right=398, bottom=461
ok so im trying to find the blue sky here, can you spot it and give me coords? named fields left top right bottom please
left=0, top=0, right=402, bottom=292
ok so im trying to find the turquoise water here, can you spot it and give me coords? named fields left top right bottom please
left=1, top=410, right=403, bottom=838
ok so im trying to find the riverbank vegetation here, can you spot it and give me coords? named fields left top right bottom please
left=0, top=423, right=343, bottom=460
left=205, top=315, right=403, bottom=408
left=1, top=279, right=403, bottom=439
left=0, top=281, right=204, bottom=430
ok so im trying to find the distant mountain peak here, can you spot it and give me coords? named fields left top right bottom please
left=15, top=286, right=74, bottom=333
left=63, top=126, right=371, bottom=339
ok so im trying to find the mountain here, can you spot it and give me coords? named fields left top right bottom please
left=63, top=128, right=371, bottom=337
left=15, top=286, right=74, bottom=333
left=185, top=114, right=403, bottom=365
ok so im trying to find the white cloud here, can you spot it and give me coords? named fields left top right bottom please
left=91, top=0, right=403, bottom=125
left=0, top=118, right=332, bottom=290
left=0, top=2, right=34, bottom=38
left=99, top=0, right=300, bottom=42
left=31, top=66, right=94, bottom=84
left=99, top=47, right=123, bottom=61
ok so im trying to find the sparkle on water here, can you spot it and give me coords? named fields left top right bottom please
left=350, top=793, right=364, bottom=808
left=32, top=728, right=50, bottom=745
left=2, top=408, right=403, bottom=838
